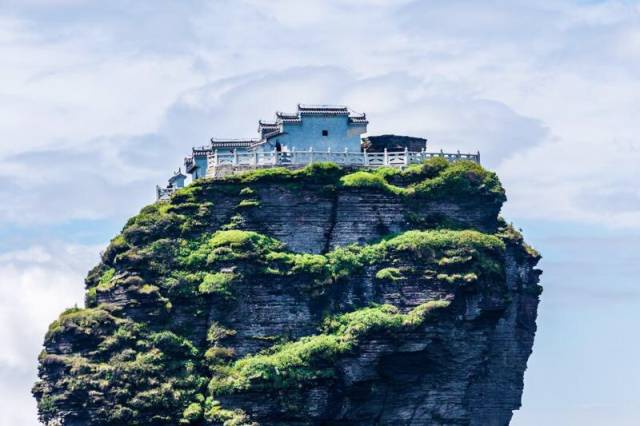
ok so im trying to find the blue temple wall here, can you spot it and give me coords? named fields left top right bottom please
left=192, top=156, right=208, bottom=179
left=266, top=115, right=365, bottom=152
left=171, top=175, right=186, bottom=188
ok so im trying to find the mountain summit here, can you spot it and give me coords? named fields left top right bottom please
left=34, top=159, right=541, bottom=425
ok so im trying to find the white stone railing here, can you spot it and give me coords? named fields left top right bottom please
left=156, top=185, right=176, bottom=201
left=206, top=148, right=479, bottom=178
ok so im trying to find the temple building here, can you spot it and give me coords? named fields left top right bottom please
left=157, top=103, right=479, bottom=200
left=156, top=168, right=186, bottom=200
left=184, top=104, right=368, bottom=180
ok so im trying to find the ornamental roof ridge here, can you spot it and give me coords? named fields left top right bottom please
left=169, top=168, right=186, bottom=183
left=258, top=120, right=278, bottom=126
left=211, top=137, right=260, bottom=142
left=297, top=104, right=348, bottom=111
left=263, top=129, right=285, bottom=140
left=275, top=111, right=300, bottom=119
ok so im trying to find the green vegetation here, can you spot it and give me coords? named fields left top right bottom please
left=35, top=155, right=531, bottom=425
left=375, top=267, right=404, bottom=281
left=224, top=162, right=344, bottom=184
left=334, top=159, right=505, bottom=208
left=265, top=229, right=504, bottom=288
left=97, top=267, right=116, bottom=289
left=180, top=402, right=203, bottom=424
left=36, top=318, right=206, bottom=425
left=138, top=284, right=160, bottom=295
left=209, top=301, right=450, bottom=395
left=339, top=171, right=403, bottom=194
left=265, top=252, right=329, bottom=276
left=198, top=272, right=236, bottom=297
left=46, top=306, right=119, bottom=340
left=203, top=399, right=253, bottom=426
left=371, top=157, right=450, bottom=183
left=413, top=160, right=505, bottom=205
left=496, top=221, right=541, bottom=259
left=178, top=230, right=283, bottom=270
left=237, top=199, right=260, bottom=208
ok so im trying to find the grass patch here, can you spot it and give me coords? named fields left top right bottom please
left=375, top=267, right=404, bottom=281
left=96, top=267, right=116, bottom=291
left=198, top=272, right=236, bottom=297
left=46, top=306, right=119, bottom=340
left=209, top=300, right=450, bottom=394
left=339, top=171, right=404, bottom=194
left=237, top=199, right=260, bottom=208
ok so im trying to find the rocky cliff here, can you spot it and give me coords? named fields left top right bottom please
left=33, top=159, right=542, bottom=426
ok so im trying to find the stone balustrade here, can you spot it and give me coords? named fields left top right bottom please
left=206, top=148, right=480, bottom=178
left=156, top=185, right=176, bottom=201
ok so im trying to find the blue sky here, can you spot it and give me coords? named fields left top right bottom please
left=0, top=1, right=639, bottom=424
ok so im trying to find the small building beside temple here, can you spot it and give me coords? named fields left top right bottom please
left=362, top=135, right=427, bottom=153
left=156, top=169, right=186, bottom=200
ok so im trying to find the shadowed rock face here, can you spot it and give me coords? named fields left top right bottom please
left=33, top=161, right=541, bottom=426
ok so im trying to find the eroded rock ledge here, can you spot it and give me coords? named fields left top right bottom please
left=34, top=160, right=542, bottom=426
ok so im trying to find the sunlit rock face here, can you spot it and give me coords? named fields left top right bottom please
left=34, top=160, right=541, bottom=426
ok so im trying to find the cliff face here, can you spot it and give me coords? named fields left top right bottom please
left=33, top=159, right=542, bottom=426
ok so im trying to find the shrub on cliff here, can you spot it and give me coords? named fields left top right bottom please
left=337, top=159, right=506, bottom=209
left=413, top=160, right=505, bottom=206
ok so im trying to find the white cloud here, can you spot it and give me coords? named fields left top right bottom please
left=0, top=242, right=96, bottom=426
left=0, top=14, right=205, bottom=156
left=1, top=0, right=638, bottom=228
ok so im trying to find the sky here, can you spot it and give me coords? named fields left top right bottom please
left=0, top=0, right=639, bottom=424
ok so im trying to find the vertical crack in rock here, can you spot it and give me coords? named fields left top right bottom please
left=322, top=187, right=339, bottom=254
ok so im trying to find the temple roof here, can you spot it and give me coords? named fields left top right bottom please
left=210, top=138, right=259, bottom=148
left=267, top=104, right=367, bottom=125
left=200, top=104, right=369, bottom=156
left=184, top=156, right=197, bottom=173
left=191, top=146, right=212, bottom=157
left=263, top=129, right=285, bottom=140
left=168, top=169, right=186, bottom=184
left=298, top=104, right=349, bottom=112
left=258, top=120, right=280, bottom=137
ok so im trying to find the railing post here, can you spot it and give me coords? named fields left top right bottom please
left=214, top=149, right=219, bottom=166
left=384, top=148, right=388, bottom=166
left=404, top=147, right=409, bottom=166
left=309, top=147, right=314, bottom=164
left=477, top=150, right=481, bottom=164
left=364, top=149, right=369, bottom=166
left=457, top=150, right=461, bottom=161
left=273, top=148, right=278, bottom=165
left=345, top=147, right=348, bottom=165
left=291, top=147, right=296, bottom=164
left=233, top=149, right=238, bottom=166
left=253, top=150, right=258, bottom=167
